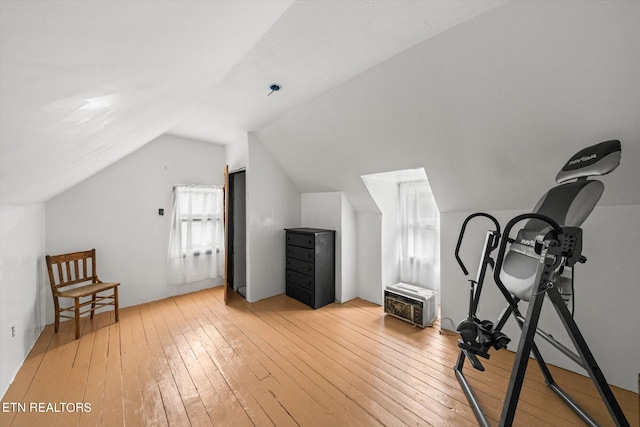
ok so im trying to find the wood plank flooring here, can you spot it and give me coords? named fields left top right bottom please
left=1, top=286, right=637, bottom=426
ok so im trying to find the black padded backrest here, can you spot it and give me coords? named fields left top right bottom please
left=556, top=140, right=621, bottom=183
left=524, top=139, right=620, bottom=232
left=524, top=179, right=604, bottom=233
left=501, top=140, right=620, bottom=301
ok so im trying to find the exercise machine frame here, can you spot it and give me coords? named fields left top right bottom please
left=453, top=212, right=629, bottom=427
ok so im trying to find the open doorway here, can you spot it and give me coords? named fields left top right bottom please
left=227, top=169, right=247, bottom=298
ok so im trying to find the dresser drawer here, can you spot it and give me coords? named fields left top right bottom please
left=286, top=269, right=314, bottom=291
left=286, top=232, right=315, bottom=249
left=286, top=245, right=314, bottom=262
left=286, top=282, right=314, bottom=308
left=286, top=257, right=314, bottom=276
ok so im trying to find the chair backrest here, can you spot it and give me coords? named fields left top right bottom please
left=46, top=249, right=98, bottom=293
left=500, top=140, right=621, bottom=301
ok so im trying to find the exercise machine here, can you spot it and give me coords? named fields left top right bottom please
left=453, top=140, right=629, bottom=426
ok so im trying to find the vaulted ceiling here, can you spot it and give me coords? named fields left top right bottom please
left=0, top=0, right=292, bottom=206
left=1, top=0, right=505, bottom=207
left=254, top=0, right=640, bottom=213
left=2, top=1, right=638, bottom=213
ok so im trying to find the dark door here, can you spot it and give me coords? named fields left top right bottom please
left=223, top=165, right=229, bottom=304
left=226, top=169, right=247, bottom=299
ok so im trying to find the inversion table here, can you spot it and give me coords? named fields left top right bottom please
left=453, top=140, right=629, bottom=426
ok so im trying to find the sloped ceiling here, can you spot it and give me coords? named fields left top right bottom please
left=0, top=0, right=506, bottom=207
left=169, top=0, right=506, bottom=142
left=255, top=0, right=640, bottom=213
left=0, top=0, right=293, bottom=206
left=3, top=1, right=638, bottom=214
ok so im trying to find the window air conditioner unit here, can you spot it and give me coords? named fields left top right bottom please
left=384, top=282, right=437, bottom=328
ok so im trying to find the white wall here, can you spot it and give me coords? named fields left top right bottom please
left=301, top=192, right=357, bottom=303
left=246, top=133, right=301, bottom=302
left=301, top=192, right=342, bottom=300
left=356, top=212, right=382, bottom=304
left=340, top=194, right=357, bottom=302
left=46, top=134, right=226, bottom=321
left=0, top=204, right=46, bottom=398
left=226, top=133, right=248, bottom=171
left=441, top=205, right=640, bottom=392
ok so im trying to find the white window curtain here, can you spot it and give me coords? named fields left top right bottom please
left=167, top=185, right=225, bottom=285
left=399, top=181, right=440, bottom=288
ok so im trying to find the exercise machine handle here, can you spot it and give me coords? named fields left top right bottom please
left=455, top=212, right=501, bottom=276
left=493, top=213, right=563, bottom=286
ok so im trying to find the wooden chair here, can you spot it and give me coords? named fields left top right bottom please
left=45, top=249, right=119, bottom=339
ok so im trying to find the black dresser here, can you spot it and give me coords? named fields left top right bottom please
left=285, top=228, right=335, bottom=309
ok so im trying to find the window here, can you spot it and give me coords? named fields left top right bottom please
left=398, top=181, right=440, bottom=288
left=167, top=185, right=225, bottom=285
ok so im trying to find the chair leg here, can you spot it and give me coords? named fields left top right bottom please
left=74, top=298, right=80, bottom=340
left=53, top=297, right=60, bottom=333
left=90, top=294, right=96, bottom=319
left=114, top=287, right=119, bottom=322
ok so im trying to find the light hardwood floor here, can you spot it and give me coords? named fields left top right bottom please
left=1, top=286, right=637, bottom=426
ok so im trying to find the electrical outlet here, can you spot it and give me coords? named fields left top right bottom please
left=11, top=325, right=16, bottom=338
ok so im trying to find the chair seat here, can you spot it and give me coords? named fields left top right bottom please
left=57, top=282, right=119, bottom=299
